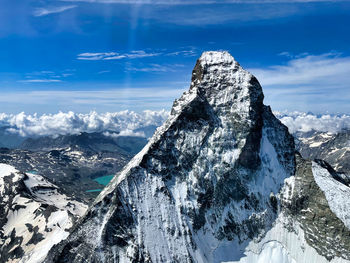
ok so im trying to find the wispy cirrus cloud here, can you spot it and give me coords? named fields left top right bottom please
left=165, top=50, right=197, bottom=57
left=19, top=70, right=74, bottom=83
left=0, top=86, right=187, bottom=113
left=60, top=0, right=350, bottom=4
left=19, top=79, right=62, bottom=83
left=249, top=52, right=350, bottom=86
left=77, top=50, right=161, bottom=60
left=126, top=63, right=184, bottom=72
left=77, top=48, right=198, bottom=63
left=33, top=5, right=77, bottom=17
left=248, top=52, right=350, bottom=113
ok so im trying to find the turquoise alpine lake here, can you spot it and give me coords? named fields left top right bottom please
left=86, top=189, right=103, bottom=193
left=86, top=175, right=114, bottom=193
left=27, top=170, right=38, bottom=174
left=93, top=175, right=114, bottom=186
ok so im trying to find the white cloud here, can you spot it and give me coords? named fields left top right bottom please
left=0, top=110, right=169, bottom=137
left=126, top=63, right=184, bottom=72
left=61, top=0, right=350, bottom=4
left=20, top=70, right=74, bottom=83
left=33, top=5, right=77, bottom=17
left=165, top=50, right=197, bottom=57
left=249, top=52, right=350, bottom=86
left=98, top=70, right=111, bottom=74
left=19, top=79, right=62, bottom=83
left=77, top=49, right=199, bottom=61
left=247, top=52, right=350, bottom=113
left=77, top=50, right=160, bottom=60
left=274, top=111, right=350, bottom=134
left=103, top=130, right=146, bottom=137
left=1, top=110, right=349, bottom=138
left=0, top=86, right=187, bottom=113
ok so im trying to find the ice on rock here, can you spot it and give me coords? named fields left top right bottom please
left=312, top=161, right=350, bottom=229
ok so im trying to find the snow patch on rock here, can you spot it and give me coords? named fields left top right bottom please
left=312, top=161, right=350, bottom=229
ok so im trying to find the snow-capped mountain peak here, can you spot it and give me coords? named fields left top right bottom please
left=44, top=51, right=350, bottom=263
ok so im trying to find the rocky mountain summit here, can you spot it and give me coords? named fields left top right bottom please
left=37, top=51, right=350, bottom=262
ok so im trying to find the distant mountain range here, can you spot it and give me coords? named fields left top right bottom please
left=295, top=129, right=350, bottom=174
left=0, top=132, right=148, bottom=203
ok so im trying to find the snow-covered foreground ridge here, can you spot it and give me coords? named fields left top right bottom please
left=0, top=163, right=87, bottom=263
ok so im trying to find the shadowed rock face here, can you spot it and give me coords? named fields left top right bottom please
left=44, top=51, right=350, bottom=263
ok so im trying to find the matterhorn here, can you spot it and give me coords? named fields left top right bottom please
left=45, top=51, right=350, bottom=263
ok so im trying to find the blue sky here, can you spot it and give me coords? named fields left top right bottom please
left=0, top=0, right=349, bottom=114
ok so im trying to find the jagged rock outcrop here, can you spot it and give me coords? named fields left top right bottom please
left=44, top=51, right=350, bottom=263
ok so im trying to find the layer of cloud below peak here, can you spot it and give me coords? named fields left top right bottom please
left=0, top=111, right=350, bottom=139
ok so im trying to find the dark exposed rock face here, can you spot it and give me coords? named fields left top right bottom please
left=44, top=52, right=350, bottom=263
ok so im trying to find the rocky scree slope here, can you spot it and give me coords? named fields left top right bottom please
left=45, top=51, right=350, bottom=263
left=0, top=164, right=87, bottom=263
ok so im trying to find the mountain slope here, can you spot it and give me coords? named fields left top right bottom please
left=0, top=132, right=146, bottom=203
left=233, top=156, right=350, bottom=263
left=0, top=164, right=87, bottom=263
left=45, top=51, right=350, bottom=263
left=295, top=130, right=350, bottom=174
left=20, top=132, right=147, bottom=156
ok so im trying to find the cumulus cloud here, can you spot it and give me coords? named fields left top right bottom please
left=274, top=111, right=350, bottom=134
left=0, top=110, right=169, bottom=138
left=1, top=110, right=349, bottom=139
left=103, top=130, right=146, bottom=138
left=33, top=5, right=77, bottom=17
